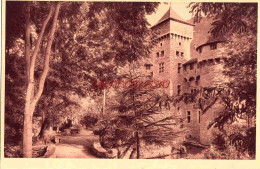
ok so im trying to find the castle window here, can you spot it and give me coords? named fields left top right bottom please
left=190, top=64, right=194, bottom=70
left=160, top=42, right=163, bottom=46
left=161, top=50, right=164, bottom=56
left=145, top=65, right=151, bottom=70
left=208, top=59, right=214, bottom=65
left=191, top=89, right=197, bottom=93
left=210, top=43, right=217, bottom=50
left=176, top=51, right=179, bottom=56
left=178, top=63, right=181, bottom=73
left=215, top=58, right=221, bottom=63
left=187, top=111, right=191, bottom=123
left=202, top=60, right=207, bottom=67
left=189, top=76, right=195, bottom=82
left=198, top=111, right=201, bottom=123
left=159, top=62, right=164, bottom=73
left=196, top=75, right=200, bottom=85
left=198, top=48, right=202, bottom=53
left=179, top=42, right=181, bottom=46
left=156, top=52, right=159, bottom=57
left=177, top=85, right=181, bottom=95
left=181, top=52, right=184, bottom=57
left=198, top=98, right=202, bottom=104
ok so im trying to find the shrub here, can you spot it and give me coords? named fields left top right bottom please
left=80, top=114, right=98, bottom=128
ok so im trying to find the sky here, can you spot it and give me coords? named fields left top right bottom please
left=146, top=2, right=192, bottom=26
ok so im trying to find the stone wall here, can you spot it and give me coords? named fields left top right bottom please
left=178, top=44, right=228, bottom=145
left=170, top=20, right=193, bottom=38
left=199, top=101, right=225, bottom=145
left=197, top=43, right=226, bottom=62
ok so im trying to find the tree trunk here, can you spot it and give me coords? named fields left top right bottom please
left=38, top=112, right=46, bottom=139
left=102, top=88, right=106, bottom=117
left=23, top=2, right=33, bottom=158
left=136, top=131, right=140, bottom=159
left=133, top=92, right=140, bottom=159
left=23, top=3, right=61, bottom=157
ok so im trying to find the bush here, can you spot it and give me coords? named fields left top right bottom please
left=59, top=119, right=73, bottom=132
left=80, top=114, right=98, bottom=128
left=4, top=144, right=23, bottom=158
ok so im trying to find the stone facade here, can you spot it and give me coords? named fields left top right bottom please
left=143, top=7, right=228, bottom=145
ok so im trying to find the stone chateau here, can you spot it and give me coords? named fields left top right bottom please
left=143, top=7, right=228, bottom=145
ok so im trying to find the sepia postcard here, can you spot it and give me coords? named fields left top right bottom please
left=1, top=1, right=259, bottom=169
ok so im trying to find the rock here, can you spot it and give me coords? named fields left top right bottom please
left=42, top=144, right=56, bottom=158
left=106, top=148, right=118, bottom=158
left=32, top=145, right=47, bottom=157
left=91, top=141, right=117, bottom=158
left=141, top=144, right=172, bottom=158
left=91, top=141, right=108, bottom=158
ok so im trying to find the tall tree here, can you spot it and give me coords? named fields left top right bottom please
left=23, top=1, right=62, bottom=157
left=94, top=64, right=185, bottom=159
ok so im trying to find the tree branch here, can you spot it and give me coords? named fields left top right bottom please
left=31, top=2, right=61, bottom=113
left=28, top=3, right=53, bottom=84
left=25, top=2, right=31, bottom=80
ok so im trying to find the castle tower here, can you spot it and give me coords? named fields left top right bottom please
left=150, top=7, right=194, bottom=96
left=147, top=8, right=229, bottom=145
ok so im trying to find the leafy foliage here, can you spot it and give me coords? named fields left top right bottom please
left=5, top=42, right=27, bottom=143
left=5, top=2, right=159, bottom=156
left=33, top=2, right=160, bottom=126
left=189, top=3, right=257, bottom=37
left=80, top=113, right=99, bottom=128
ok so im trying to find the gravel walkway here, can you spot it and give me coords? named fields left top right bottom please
left=54, top=129, right=99, bottom=158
